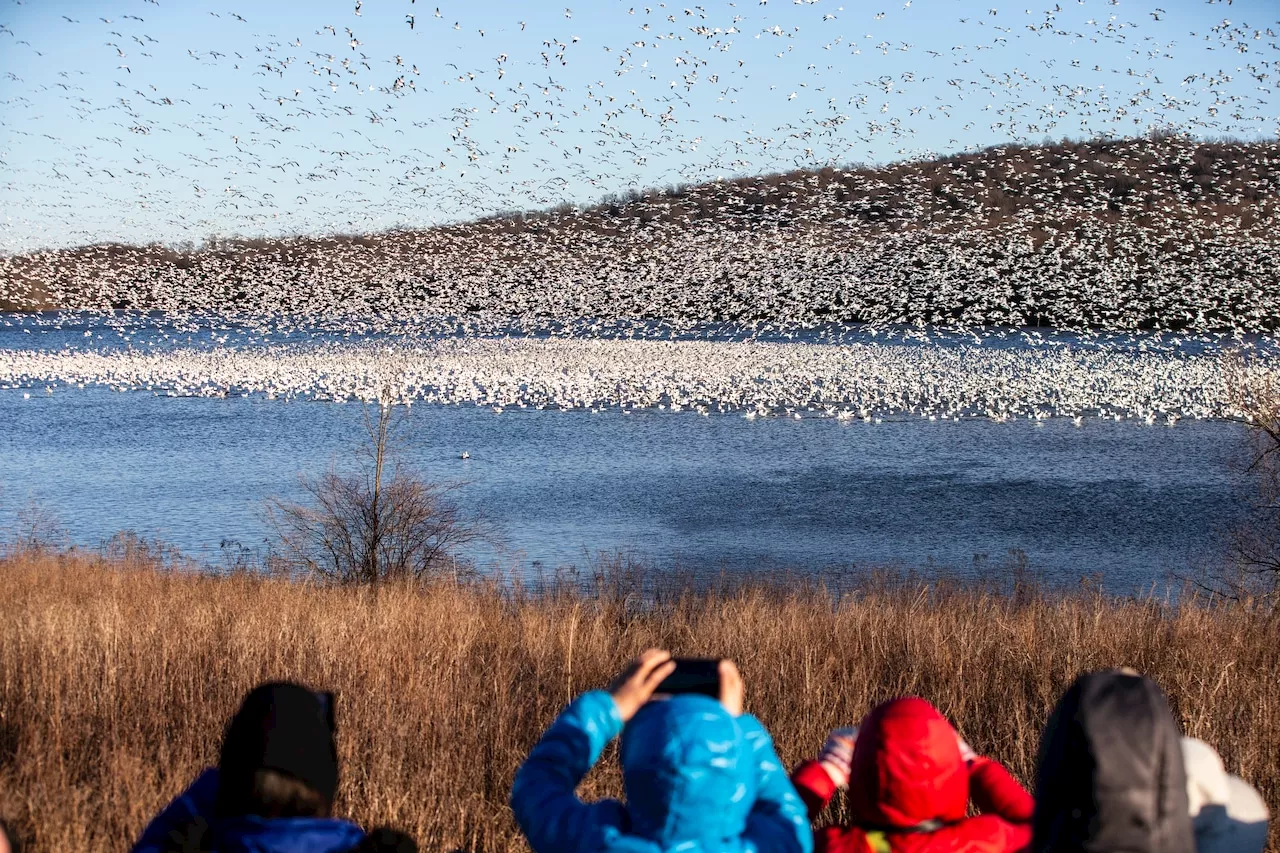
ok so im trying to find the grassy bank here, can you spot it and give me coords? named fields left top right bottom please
left=1, top=551, right=1277, bottom=852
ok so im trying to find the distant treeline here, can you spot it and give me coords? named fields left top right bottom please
left=2, top=135, right=1278, bottom=331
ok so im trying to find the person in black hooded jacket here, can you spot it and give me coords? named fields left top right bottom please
left=131, top=682, right=418, bottom=853
left=1033, top=669, right=1195, bottom=853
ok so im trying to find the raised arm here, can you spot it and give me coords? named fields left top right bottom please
left=510, top=690, right=627, bottom=853
left=790, top=761, right=839, bottom=820
left=789, top=727, right=857, bottom=820
left=510, top=650, right=677, bottom=853
left=740, top=715, right=815, bottom=853
left=967, top=755, right=1034, bottom=824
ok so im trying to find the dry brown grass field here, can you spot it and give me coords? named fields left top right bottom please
left=1, top=550, right=1277, bottom=852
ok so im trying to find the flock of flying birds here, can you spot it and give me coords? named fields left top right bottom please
left=0, top=0, right=1275, bottom=243
left=0, top=0, right=1278, bottom=420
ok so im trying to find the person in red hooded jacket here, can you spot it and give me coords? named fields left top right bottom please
left=790, top=697, right=1033, bottom=853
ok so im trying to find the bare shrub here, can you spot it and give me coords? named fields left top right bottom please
left=2, top=499, right=66, bottom=558
left=100, top=531, right=190, bottom=572
left=1221, top=353, right=1280, bottom=600
left=266, top=403, right=482, bottom=585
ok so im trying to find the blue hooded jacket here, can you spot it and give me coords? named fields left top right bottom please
left=510, top=690, right=813, bottom=853
left=131, top=769, right=367, bottom=853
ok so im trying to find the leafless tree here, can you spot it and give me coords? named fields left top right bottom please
left=1216, top=353, right=1280, bottom=602
left=267, top=393, right=482, bottom=585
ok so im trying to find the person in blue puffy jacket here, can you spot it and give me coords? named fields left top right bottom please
left=131, top=682, right=414, bottom=853
left=510, top=649, right=813, bottom=853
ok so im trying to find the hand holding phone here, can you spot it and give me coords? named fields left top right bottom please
left=654, top=658, right=744, bottom=716
left=609, top=649, right=678, bottom=722
left=717, top=659, right=743, bottom=716
left=654, top=658, right=722, bottom=698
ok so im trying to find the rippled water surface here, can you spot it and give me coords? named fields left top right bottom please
left=0, top=376, right=1248, bottom=591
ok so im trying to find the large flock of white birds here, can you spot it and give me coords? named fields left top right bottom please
left=1, top=0, right=1275, bottom=246
left=1, top=334, right=1275, bottom=422
left=4, top=136, right=1279, bottom=333
left=1, top=0, right=1277, bottom=421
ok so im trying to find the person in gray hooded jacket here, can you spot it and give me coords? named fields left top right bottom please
left=1033, top=669, right=1195, bottom=853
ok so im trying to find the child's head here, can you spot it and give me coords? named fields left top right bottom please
left=1182, top=737, right=1270, bottom=853
left=618, top=694, right=754, bottom=848
left=216, top=682, right=339, bottom=819
left=845, top=697, right=970, bottom=828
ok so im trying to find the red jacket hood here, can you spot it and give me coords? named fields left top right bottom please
left=847, top=698, right=969, bottom=829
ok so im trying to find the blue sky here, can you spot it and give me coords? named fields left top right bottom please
left=0, top=0, right=1275, bottom=249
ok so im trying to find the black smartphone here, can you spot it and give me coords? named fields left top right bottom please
left=655, top=658, right=722, bottom=698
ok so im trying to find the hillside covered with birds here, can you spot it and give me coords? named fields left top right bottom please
left=3, top=134, right=1278, bottom=332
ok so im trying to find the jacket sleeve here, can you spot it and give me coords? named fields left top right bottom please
left=739, top=715, right=815, bottom=853
left=967, top=756, right=1035, bottom=824
left=510, top=690, right=629, bottom=853
left=789, top=760, right=840, bottom=821
left=130, top=768, right=220, bottom=853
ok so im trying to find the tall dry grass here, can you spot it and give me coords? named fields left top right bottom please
left=1, top=551, right=1277, bottom=852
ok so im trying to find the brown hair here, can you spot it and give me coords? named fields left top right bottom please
left=217, top=768, right=332, bottom=819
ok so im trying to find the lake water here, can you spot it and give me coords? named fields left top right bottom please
left=0, top=385, right=1250, bottom=592
left=0, top=313, right=1262, bottom=591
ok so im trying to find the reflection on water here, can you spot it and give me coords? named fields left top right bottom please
left=0, top=385, right=1248, bottom=591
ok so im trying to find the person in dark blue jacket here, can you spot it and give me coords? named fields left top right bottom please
left=510, top=649, right=813, bottom=853
left=131, top=682, right=414, bottom=853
